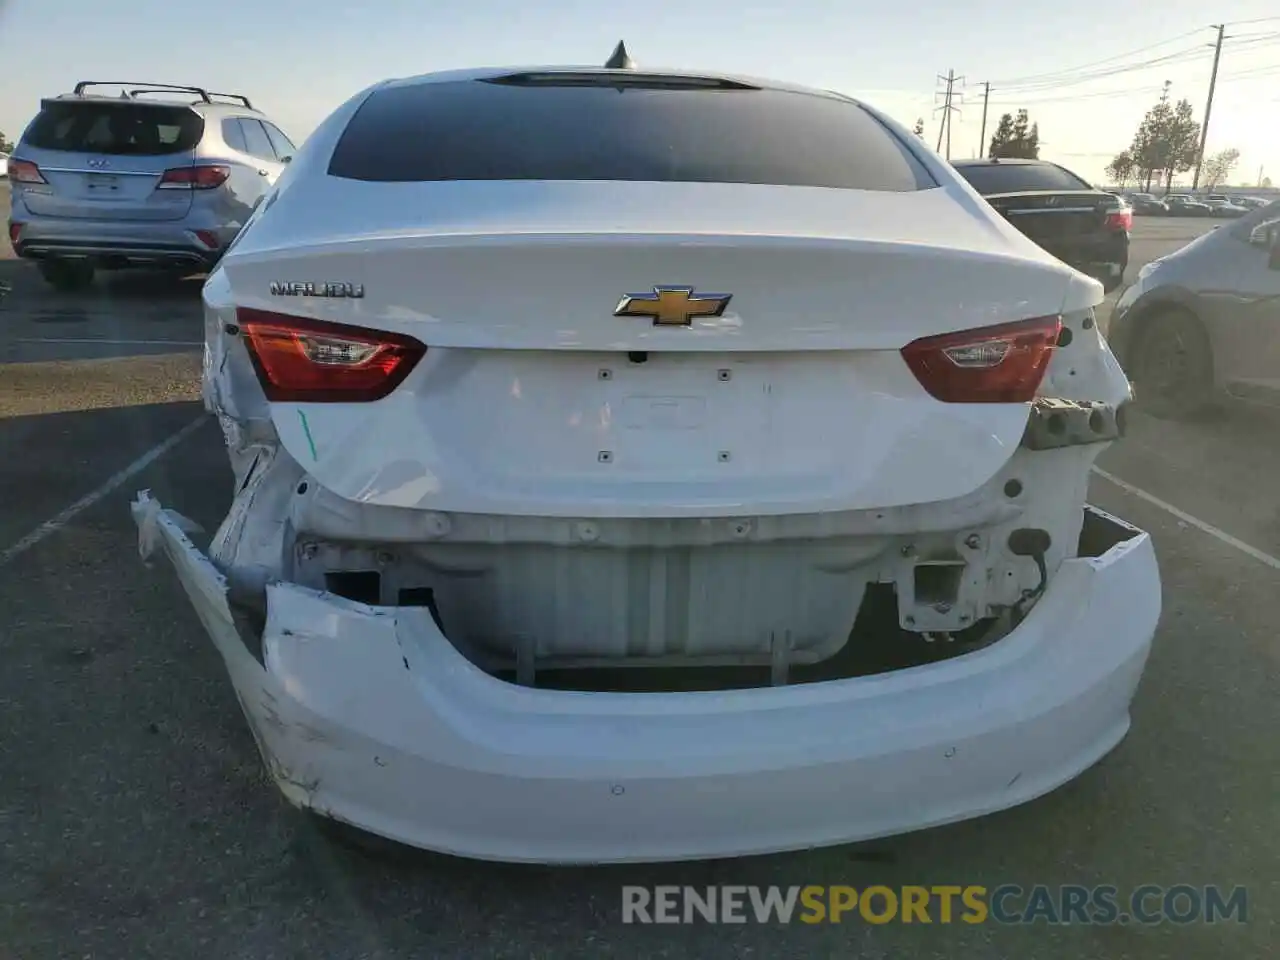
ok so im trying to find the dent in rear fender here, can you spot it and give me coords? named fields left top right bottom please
left=1040, top=307, right=1132, bottom=407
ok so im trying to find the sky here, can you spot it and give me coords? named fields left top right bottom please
left=2, top=0, right=1278, bottom=186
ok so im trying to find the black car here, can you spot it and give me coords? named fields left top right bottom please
left=952, top=158, right=1131, bottom=292
left=1164, top=195, right=1214, bottom=217
left=1108, top=200, right=1280, bottom=418
left=1127, top=194, right=1170, bottom=216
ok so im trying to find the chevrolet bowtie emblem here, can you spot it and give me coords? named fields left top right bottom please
left=614, top=286, right=732, bottom=327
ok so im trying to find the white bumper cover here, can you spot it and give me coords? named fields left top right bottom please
left=134, top=494, right=1160, bottom=864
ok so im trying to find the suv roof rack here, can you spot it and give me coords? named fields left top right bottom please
left=70, top=81, right=254, bottom=109
left=206, top=91, right=254, bottom=108
left=74, top=81, right=211, bottom=102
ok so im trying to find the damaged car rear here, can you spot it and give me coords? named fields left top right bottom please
left=133, top=59, right=1161, bottom=864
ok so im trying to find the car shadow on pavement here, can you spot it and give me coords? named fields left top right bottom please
left=0, top=259, right=206, bottom=308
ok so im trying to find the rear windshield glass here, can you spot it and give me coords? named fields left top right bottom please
left=23, top=102, right=204, bottom=156
left=954, top=162, right=1092, bottom=194
left=327, top=79, right=935, bottom=191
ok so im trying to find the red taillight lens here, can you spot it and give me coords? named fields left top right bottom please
left=1105, top=208, right=1133, bottom=231
left=900, top=316, right=1061, bottom=403
left=8, top=222, right=21, bottom=245
left=8, top=159, right=46, bottom=184
left=157, top=164, right=231, bottom=190
left=237, top=308, right=426, bottom=403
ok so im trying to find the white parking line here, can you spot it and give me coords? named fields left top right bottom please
left=1092, top=466, right=1280, bottom=571
left=14, top=338, right=204, bottom=346
left=0, top=415, right=207, bottom=567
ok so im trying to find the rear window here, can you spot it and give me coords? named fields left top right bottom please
left=327, top=78, right=935, bottom=191
left=954, top=162, right=1092, bottom=195
left=23, top=102, right=203, bottom=156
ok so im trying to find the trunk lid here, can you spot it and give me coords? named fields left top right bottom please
left=983, top=190, right=1118, bottom=245
left=210, top=180, right=1100, bottom=516
left=15, top=99, right=201, bottom=221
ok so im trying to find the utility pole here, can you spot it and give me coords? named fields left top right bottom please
left=1192, top=24, right=1226, bottom=191
left=977, top=81, right=991, bottom=158
left=934, top=71, right=963, bottom=160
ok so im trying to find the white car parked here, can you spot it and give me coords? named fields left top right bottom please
left=134, top=50, right=1161, bottom=864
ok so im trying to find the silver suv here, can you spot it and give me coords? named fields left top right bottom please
left=6, top=81, right=296, bottom=290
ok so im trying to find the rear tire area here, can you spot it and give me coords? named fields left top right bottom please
left=1128, top=307, right=1215, bottom=420
left=37, top=259, right=95, bottom=292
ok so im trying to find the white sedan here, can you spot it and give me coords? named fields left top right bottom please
left=134, top=49, right=1161, bottom=864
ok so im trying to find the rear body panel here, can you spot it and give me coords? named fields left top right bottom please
left=204, top=178, right=1104, bottom=515
left=983, top=190, right=1129, bottom=276
left=21, top=154, right=196, bottom=222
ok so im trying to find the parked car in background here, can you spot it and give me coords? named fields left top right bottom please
left=1109, top=199, right=1280, bottom=418
left=1127, top=194, right=1170, bottom=216
left=1235, top=196, right=1269, bottom=210
left=1204, top=195, right=1251, bottom=218
left=133, top=54, right=1159, bottom=864
left=0, top=152, right=9, bottom=178
left=952, top=157, right=1131, bottom=291
left=1165, top=194, right=1213, bottom=217
left=6, top=81, right=296, bottom=290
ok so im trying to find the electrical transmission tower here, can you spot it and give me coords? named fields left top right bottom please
left=934, top=70, right=964, bottom=160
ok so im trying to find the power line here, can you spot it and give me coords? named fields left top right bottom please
left=1224, top=15, right=1280, bottom=27
left=994, top=46, right=1212, bottom=93
left=983, top=85, right=1170, bottom=107
left=1219, top=64, right=1280, bottom=82
left=1225, top=30, right=1280, bottom=41
left=986, top=27, right=1210, bottom=86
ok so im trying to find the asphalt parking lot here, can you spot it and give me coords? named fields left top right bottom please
left=2, top=186, right=1277, bottom=959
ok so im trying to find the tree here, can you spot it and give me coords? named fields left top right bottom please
left=0, top=131, right=14, bottom=153
left=988, top=109, right=1040, bottom=159
left=1200, top=148, right=1240, bottom=191
left=1129, top=101, right=1172, bottom=192
left=1105, top=150, right=1136, bottom=188
left=1127, top=94, right=1200, bottom=193
left=912, top=118, right=925, bottom=139
left=1159, top=99, right=1200, bottom=192
left=1263, top=176, right=1273, bottom=189
left=988, top=114, right=1015, bottom=156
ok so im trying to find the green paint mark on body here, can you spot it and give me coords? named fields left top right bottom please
left=297, top=409, right=318, bottom=461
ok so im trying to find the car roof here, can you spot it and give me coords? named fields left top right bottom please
left=375, top=64, right=865, bottom=105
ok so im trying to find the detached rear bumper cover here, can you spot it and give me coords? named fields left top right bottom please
left=133, top=493, right=1159, bottom=864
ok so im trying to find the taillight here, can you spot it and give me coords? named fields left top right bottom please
left=8, top=159, right=46, bottom=184
left=157, top=165, right=231, bottom=190
left=8, top=223, right=21, bottom=245
left=900, top=316, right=1061, bottom=403
left=237, top=308, right=426, bottom=403
left=1105, top=208, right=1133, bottom=231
